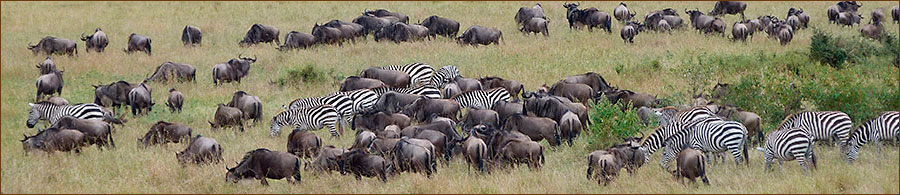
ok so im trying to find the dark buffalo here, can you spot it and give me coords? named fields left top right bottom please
left=363, top=9, right=409, bottom=23
left=457, top=25, right=502, bottom=46
left=419, top=15, right=460, bottom=38
left=176, top=134, right=223, bottom=165
left=21, top=127, right=85, bottom=154
left=226, top=91, right=263, bottom=124
left=515, top=3, right=546, bottom=26
left=28, top=36, right=77, bottom=56
left=226, top=148, right=302, bottom=185
left=709, top=1, right=747, bottom=19
left=124, top=33, right=151, bottom=55
left=145, top=62, right=197, bottom=82
left=239, top=24, right=280, bottom=46
left=182, top=25, right=202, bottom=46
left=166, top=88, right=184, bottom=113
left=212, top=55, right=257, bottom=85
left=278, top=31, right=316, bottom=50
left=35, top=70, right=63, bottom=101
left=81, top=28, right=108, bottom=52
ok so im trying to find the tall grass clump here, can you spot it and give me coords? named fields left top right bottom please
left=272, top=64, right=344, bottom=88
left=586, top=98, right=647, bottom=149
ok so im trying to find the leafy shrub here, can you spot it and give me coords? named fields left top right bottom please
left=272, top=64, right=344, bottom=87
left=809, top=29, right=848, bottom=69
left=586, top=97, right=648, bottom=149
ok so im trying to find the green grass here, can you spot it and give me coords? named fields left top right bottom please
left=2, top=1, right=898, bottom=193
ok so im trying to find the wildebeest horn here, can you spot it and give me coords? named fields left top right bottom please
left=81, top=32, right=87, bottom=39
left=27, top=42, right=34, bottom=47
left=238, top=53, right=245, bottom=59
left=251, top=55, right=257, bottom=61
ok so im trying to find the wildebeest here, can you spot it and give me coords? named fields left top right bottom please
left=392, top=137, right=437, bottom=177
left=28, top=36, right=77, bottom=56
left=176, top=134, right=223, bottom=165
left=209, top=104, right=244, bottom=132
left=456, top=25, right=503, bottom=46
left=324, top=20, right=365, bottom=43
left=479, top=76, right=524, bottom=98
left=563, top=3, right=585, bottom=29
left=785, top=15, right=802, bottom=31
left=306, top=145, right=347, bottom=173
left=35, top=69, right=64, bottom=101
left=124, top=33, right=151, bottom=55
left=543, top=82, right=593, bottom=104
left=614, top=2, right=636, bottom=23
left=352, top=130, right=377, bottom=150
left=775, top=22, right=794, bottom=45
left=581, top=9, right=613, bottom=32
left=166, top=88, right=184, bottom=113
left=604, top=89, right=659, bottom=110
left=657, top=19, right=672, bottom=33
left=643, top=8, right=683, bottom=31
left=81, top=28, right=108, bottom=52
left=127, top=82, right=154, bottom=116
left=562, top=72, right=612, bottom=95
left=520, top=17, right=550, bottom=37
left=372, top=91, right=421, bottom=114
left=670, top=147, right=709, bottom=185
left=871, top=9, right=886, bottom=24
left=709, top=1, right=747, bottom=19
left=686, top=9, right=725, bottom=35
left=140, top=121, right=192, bottom=147
left=278, top=31, right=317, bottom=50
left=212, top=55, right=257, bottom=85
left=732, top=22, right=749, bottom=41
left=515, top=3, right=547, bottom=26
left=620, top=21, right=643, bottom=44
left=337, top=148, right=389, bottom=182
left=239, top=24, right=280, bottom=46
left=341, top=76, right=387, bottom=92
left=287, top=130, right=322, bottom=159
left=837, top=11, right=863, bottom=27
left=587, top=148, right=624, bottom=185
left=363, top=8, right=409, bottom=23
left=353, top=15, right=397, bottom=37
left=352, top=110, right=411, bottom=132
left=182, top=25, right=202, bottom=47
left=360, top=67, right=411, bottom=88
left=455, top=129, right=489, bottom=172
left=21, top=127, right=85, bottom=154
left=419, top=15, right=460, bottom=38
left=787, top=8, right=809, bottom=29
left=36, top=57, right=56, bottom=75
left=401, top=96, right=461, bottom=123
left=893, top=6, right=899, bottom=23
left=226, top=91, right=263, bottom=124
left=54, top=116, right=114, bottom=150
left=145, top=62, right=197, bottom=82
left=375, top=22, right=428, bottom=43
left=498, top=139, right=545, bottom=169
left=559, top=111, right=582, bottom=146
left=503, top=114, right=560, bottom=147
left=460, top=109, right=500, bottom=131
left=47, top=96, right=68, bottom=106
left=311, top=23, right=344, bottom=46
left=93, top=80, right=137, bottom=108
left=859, top=17, right=883, bottom=39
left=491, top=101, right=524, bottom=127
left=226, top=148, right=302, bottom=185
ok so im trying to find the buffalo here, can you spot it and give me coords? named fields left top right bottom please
left=226, top=148, right=302, bottom=185
left=182, top=25, right=202, bottom=47
left=81, top=28, right=108, bottom=52
left=35, top=69, right=64, bottom=101
left=127, top=82, right=154, bottom=116
left=209, top=104, right=244, bottom=132
left=176, top=134, right=223, bottom=165
left=239, top=24, right=280, bottom=46
left=212, top=55, right=257, bottom=85
left=457, top=25, right=502, bottom=46
left=145, top=62, right=197, bottom=83
left=363, top=9, right=409, bottom=23
left=278, top=31, right=316, bottom=50
left=54, top=116, right=114, bottom=150
left=166, top=88, right=184, bottom=113
left=520, top=17, right=550, bottom=37
left=419, top=15, right=460, bottom=38
left=28, top=36, right=77, bottom=56
left=226, top=91, right=263, bottom=124
left=36, top=57, right=57, bottom=75
left=709, top=1, right=747, bottom=19
left=287, top=130, right=322, bottom=159
left=21, top=127, right=85, bottom=154
left=124, top=33, right=151, bottom=55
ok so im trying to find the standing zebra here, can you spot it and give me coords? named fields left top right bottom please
left=328, top=89, right=379, bottom=112
left=639, top=107, right=720, bottom=163
left=284, top=94, right=355, bottom=129
left=371, top=85, right=442, bottom=99
left=659, top=119, right=748, bottom=170
left=382, top=62, right=435, bottom=87
left=451, top=88, right=511, bottom=110
left=430, top=65, right=461, bottom=88
left=270, top=105, right=342, bottom=137
left=843, top=111, right=899, bottom=163
left=27, top=102, right=120, bottom=128
left=776, top=111, right=853, bottom=147
left=757, top=127, right=816, bottom=172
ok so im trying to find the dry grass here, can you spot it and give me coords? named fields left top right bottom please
left=1, top=1, right=898, bottom=193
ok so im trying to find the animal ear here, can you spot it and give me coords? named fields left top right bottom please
left=28, top=103, right=34, bottom=107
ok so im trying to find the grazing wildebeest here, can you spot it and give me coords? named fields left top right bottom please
left=732, top=22, right=749, bottom=41
left=787, top=8, right=809, bottom=29
left=670, top=147, right=709, bottom=185
left=166, top=88, right=184, bottom=113
left=312, top=23, right=344, bottom=46
left=456, top=25, right=503, bottom=46
left=140, top=121, right=191, bottom=147
left=352, top=110, right=411, bottom=132
left=341, top=76, right=387, bottom=92
left=545, top=82, right=594, bottom=104
left=36, top=57, right=56, bottom=75
left=392, top=137, right=437, bottom=177
left=239, top=24, right=280, bottom=46
left=521, top=17, right=550, bottom=37
left=587, top=148, right=625, bottom=185
left=604, top=89, right=659, bottom=110
left=54, top=116, right=114, bottom=150
left=278, top=31, right=316, bottom=50
left=460, top=109, right=500, bottom=131
left=498, top=139, right=545, bottom=169
left=337, top=148, right=389, bottom=182
left=363, top=8, right=409, bottom=23
left=643, top=8, right=683, bottom=31
left=709, top=1, right=747, bottom=19
left=124, top=33, right=151, bottom=55
left=515, top=3, right=546, bottom=26
left=503, top=114, right=560, bottom=147
left=176, top=134, right=223, bottom=165
left=93, top=80, right=138, bottom=108
left=28, top=36, right=77, bottom=56
left=212, top=55, right=257, bottom=85
left=81, top=28, right=108, bottom=52
left=21, top=127, right=85, bottom=154
left=306, top=145, right=347, bottom=173
left=209, top=104, right=244, bottom=132
left=372, top=91, right=421, bottom=114
left=324, top=20, right=365, bottom=43
left=775, top=22, right=794, bottom=45
left=620, top=21, right=643, bottom=44
left=375, top=22, right=426, bottom=43
left=479, top=76, right=524, bottom=98
left=837, top=11, right=863, bottom=27
left=614, top=2, right=636, bottom=23
left=226, top=148, right=302, bottom=185
left=287, top=130, right=322, bottom=159
left=47, top=96, right=68, bottom=106
left=419, top=15, right=460, bottom=38
left=127, top=82, right=154, bottom=116
left=580, top=8, right=613, bottom=32
left=353, top=15, right=397, bottom=37
left=145, top=62, right=197, bottom=82
left=562, top=72, right=612, bottom=95
left=35, top=70, right=64, bottom=101
left=226, top=91, right=263, bottom=124
left=360, top=67, right=411, bottom=88
left=182, top=25, right=202, bottom=46
left=401, top=96, right=461, bottom=123
left=686, top=9, right=725, bottom=35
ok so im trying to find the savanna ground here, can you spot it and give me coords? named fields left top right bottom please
left=1, top=1, right=899, bottom=193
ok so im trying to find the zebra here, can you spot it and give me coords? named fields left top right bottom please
left=756, top=127, right=816, bottom=172
left=371, top=85, right=442, bottom=99
left=639, top=107, right=720, bottom=163
left=450, top=88, right=511, bottom=110
left=659, top=119, right=748, bottom=170
left=843, top=111, right=899, bottom=163
left=776, top=111, right=854, bottom=147
left=328, top=89, right=379, bottom=112
left=270, top=105, right=342, bottom=137
left=430, top=65, right=461, bottom=88
left=382, top=62, right=434, bottom=87
left=27, top=102, right=118, bottom=128
left=284, top=94, right=355, bottom=128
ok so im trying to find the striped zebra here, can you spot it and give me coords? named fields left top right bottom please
left=776, top=111, right=854, bottom=147
left=270, top=105, right=342, bottom=137
left=756, top=127, right=816, bottom=172
left=371, top=85, right=442, bottom=99
left=843, top=111, right=899, bottom=163
left=382, top=62, right=434, bottom=87
left=27, top=102, right=113, bottom=128
left=430, top=65, right=461, bottom=88
left=285, top=94, right=355, bottom=128
left=328, top=89, right=379, bottom=112
left=451, top=88, right=511, bottom=110
left=659, top=119, right=748, bottom=170
left=639, top=107, right=720, bottom=163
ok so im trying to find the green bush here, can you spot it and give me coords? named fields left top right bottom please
left=586, top=97, right=648, bottom=149
left=272, top=64, right=344, bottom=87
left=809, top=29, right=848, bottom=69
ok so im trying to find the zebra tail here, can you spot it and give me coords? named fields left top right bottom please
left=743, top=140, right=749, bottom=166
left=808, top=145, right=817, bottom=170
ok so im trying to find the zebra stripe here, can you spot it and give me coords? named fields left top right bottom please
left=451, top=88, right=511, bottom=110
left=329, top=89, right=379, bottom=112
left=844, top=111, right=899, bottom=162
left=777, top=111, right=854, bottom=146
left=382, top=62, right=434, bottom=87
left=639, top=107, right=720, bottom=163
left=286, top=94, right=355, bottom=126
left=760, top=127, right=815, bottom=172
left=431, top=65, right=461, bottom=88
left=27, top=102, right=107, bottom=128
left=659, top=119, right=748, bottom=170
left=371, top=85, right=442, bottom=99
left=270, top=105, right=341, bottom=137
